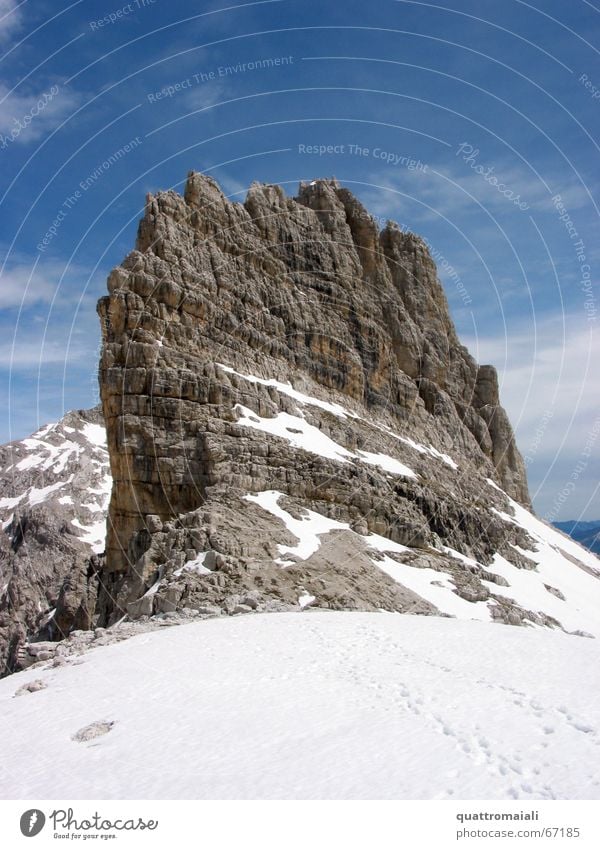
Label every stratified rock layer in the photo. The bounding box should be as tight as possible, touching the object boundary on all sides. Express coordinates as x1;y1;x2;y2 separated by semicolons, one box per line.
97;174;532;621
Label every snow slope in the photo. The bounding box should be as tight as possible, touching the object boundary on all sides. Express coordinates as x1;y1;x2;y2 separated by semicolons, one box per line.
226;360;452;476
1;612;598;800
218;364;600;638
0;411;111;553
235;404;418;478
245;486;600;637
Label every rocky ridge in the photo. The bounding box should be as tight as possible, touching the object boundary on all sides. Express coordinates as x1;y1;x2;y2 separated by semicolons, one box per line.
0;408;110;673
553;521;600;556
2;174;599;674
94;173;600;635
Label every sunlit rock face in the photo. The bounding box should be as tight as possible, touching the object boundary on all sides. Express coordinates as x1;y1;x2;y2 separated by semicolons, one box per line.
94;172;544;626
2;176;598;678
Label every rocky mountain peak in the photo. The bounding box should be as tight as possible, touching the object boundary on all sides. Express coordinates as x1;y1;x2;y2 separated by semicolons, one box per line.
4;173;598;676
96;173;544;621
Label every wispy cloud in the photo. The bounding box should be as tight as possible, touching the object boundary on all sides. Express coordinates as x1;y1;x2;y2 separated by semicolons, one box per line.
464;313;598;519
0;0;21;41
359;158;595;227
0;82;80;147
181;77;231;112
463;313;597;458
0;255;104;376
0;336;84;368
0;300;101;370
0;257;101;309
0;260;56;308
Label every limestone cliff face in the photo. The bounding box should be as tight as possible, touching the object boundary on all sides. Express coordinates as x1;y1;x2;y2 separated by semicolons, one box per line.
97;174;531;622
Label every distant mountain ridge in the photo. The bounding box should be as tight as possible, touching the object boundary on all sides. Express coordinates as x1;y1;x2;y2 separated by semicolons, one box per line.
0;408;110;674
553;521;600;555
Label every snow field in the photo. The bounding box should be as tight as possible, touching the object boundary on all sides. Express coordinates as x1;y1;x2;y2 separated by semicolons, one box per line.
487;484;600;638
0;612;598;800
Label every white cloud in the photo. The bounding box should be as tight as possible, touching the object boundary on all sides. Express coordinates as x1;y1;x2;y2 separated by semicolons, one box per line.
0;337;80;368
358;159;595;229
0;261;57;308
463;313;599;518
0;256;104;371
464;314;596;446
0;82;80;146
212;171;250;200
0;256;106;309
0;0;20;41
0;305;100;370
181;78;230;112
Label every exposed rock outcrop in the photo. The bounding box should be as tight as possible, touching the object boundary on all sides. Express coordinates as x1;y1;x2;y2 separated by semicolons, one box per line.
0;409;110;674
2;175;599;674
96;174;534;622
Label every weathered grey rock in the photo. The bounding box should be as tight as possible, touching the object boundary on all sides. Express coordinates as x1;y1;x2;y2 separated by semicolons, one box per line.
231;604;254;615
6;174;588;675
14;679;47;697
0;408;110;676
72;719;115;743
94;173;539;626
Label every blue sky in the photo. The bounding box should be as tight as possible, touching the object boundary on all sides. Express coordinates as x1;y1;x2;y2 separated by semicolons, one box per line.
0;0;598;521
